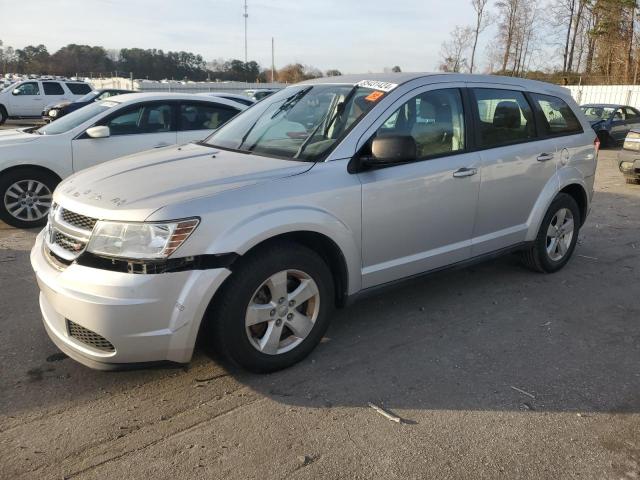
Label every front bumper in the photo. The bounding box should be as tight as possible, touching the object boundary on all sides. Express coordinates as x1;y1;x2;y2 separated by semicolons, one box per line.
30;230;231;369
618;150;640;179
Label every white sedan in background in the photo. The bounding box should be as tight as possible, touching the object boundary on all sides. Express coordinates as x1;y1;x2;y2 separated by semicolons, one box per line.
0;92;246;228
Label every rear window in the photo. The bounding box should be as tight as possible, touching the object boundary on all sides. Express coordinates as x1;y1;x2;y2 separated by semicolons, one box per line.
66;83;92;95
532;94;583;136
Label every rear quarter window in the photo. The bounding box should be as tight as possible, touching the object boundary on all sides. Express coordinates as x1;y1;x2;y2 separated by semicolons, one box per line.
66;83;92;95
531;93;583;136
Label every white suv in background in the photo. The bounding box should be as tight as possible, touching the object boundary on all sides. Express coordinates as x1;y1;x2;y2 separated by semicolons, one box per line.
0;79;92;124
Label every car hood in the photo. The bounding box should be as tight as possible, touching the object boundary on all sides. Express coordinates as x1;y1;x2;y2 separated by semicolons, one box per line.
0;129;40;146
55;142;313;221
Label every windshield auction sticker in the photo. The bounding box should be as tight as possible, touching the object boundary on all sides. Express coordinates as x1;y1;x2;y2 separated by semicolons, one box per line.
356;80;398;92
365;91;385;102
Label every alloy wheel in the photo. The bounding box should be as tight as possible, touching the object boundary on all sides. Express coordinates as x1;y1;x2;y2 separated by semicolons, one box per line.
546;207;574;261
3;179;53;223
245;269;320;355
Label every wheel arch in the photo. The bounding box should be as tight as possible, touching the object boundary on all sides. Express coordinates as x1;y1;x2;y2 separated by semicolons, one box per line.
0;164;63;184
559;183;588;226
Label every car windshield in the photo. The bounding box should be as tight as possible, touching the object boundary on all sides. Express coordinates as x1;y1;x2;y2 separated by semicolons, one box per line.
37;101;118;135
76;91;99;103
204;84;381;161
581;106;616;121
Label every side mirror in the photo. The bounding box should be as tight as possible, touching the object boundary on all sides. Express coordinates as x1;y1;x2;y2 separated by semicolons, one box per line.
86;126;110;139
369;135;417;165
12;88;20;96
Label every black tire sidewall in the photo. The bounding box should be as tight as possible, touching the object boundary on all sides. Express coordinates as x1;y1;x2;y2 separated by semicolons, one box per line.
213;243;334;373
0;106;6;125
0;169;58;228
535;194;580;272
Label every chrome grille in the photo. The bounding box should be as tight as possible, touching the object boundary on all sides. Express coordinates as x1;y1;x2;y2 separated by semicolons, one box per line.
61;209;97;231
44;205;97;265
66;319;115;352
53;230;86;254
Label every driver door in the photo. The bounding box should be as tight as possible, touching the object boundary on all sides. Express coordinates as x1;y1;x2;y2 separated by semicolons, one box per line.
358;86;480;288
71;101;177;172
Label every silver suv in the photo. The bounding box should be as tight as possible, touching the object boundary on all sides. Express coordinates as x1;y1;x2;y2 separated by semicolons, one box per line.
31;73;597;372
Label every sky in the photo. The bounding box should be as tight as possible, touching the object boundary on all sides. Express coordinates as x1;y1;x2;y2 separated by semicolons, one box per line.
0;0;494;73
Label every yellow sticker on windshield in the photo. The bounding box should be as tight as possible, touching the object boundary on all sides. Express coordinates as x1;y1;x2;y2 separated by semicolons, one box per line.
365;91;385;102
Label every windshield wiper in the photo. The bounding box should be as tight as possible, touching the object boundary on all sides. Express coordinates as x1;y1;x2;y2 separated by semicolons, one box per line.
270;86;312;119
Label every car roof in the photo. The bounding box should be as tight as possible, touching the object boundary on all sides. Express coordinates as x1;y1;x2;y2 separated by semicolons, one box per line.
581;103;627;108
299;72;571;96
104;91;247;110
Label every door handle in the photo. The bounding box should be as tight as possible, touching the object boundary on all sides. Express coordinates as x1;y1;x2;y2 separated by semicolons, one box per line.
452;167;478;178
537;153;555;162
154;143;171;148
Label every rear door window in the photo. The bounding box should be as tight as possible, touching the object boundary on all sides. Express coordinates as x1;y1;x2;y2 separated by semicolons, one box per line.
532;93;583;135
43;82;64;95
472;88;536;148
179;102;238;131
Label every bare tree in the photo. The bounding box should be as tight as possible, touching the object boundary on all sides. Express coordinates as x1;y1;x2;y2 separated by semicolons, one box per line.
439;26;474;72
496;0;520;72
470;0;490;73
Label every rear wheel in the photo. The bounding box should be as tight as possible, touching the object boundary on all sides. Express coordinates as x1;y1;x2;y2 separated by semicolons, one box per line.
597;131;611;148
521;193;580;273
0;169;58;228
209;242;334;373
625;178;640;185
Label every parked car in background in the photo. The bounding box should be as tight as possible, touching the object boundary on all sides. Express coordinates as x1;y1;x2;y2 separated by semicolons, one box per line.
197;92;255;107
618;130;640;184
580;103;640;147
0;92;246;228
42;89;135;122
244;88;278;101
30;73;597;373
0;79;92;124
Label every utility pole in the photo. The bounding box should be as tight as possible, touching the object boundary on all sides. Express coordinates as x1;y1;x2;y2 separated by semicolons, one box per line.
243;0;248;64
271;37;275;83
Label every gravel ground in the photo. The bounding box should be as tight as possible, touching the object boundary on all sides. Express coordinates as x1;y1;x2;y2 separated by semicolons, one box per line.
0;148;639;480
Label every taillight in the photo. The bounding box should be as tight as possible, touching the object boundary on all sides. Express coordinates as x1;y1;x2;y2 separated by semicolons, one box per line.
594;136;600;154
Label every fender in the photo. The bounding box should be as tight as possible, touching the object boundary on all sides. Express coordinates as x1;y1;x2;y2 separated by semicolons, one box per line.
525;166;590;241
207;205;362;295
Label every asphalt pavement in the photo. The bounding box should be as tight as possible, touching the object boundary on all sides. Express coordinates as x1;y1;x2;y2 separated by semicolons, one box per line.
0;146;639;479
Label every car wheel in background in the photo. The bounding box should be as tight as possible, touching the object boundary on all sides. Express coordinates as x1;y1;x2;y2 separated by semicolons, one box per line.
0;168;59;228
0;106;7;125
625;178;640;185
597;131;611;148
521;193;580;273
208;241;334;373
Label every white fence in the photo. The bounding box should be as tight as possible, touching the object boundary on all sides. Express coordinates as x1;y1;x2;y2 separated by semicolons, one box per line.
88;77;285;94
567;85;640;108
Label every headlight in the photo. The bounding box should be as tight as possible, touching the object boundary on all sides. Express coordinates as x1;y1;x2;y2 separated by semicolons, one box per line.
86;218;199;259
48;110;58;117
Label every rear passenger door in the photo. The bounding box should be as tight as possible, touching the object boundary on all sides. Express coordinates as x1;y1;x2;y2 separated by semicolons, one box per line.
470;87;557;256
71;101;177;171
359;86;481;288
43;81;69;106
176;101;239;144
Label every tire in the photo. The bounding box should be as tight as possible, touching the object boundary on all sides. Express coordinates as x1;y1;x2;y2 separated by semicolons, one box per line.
625;178;640;185
0;168;58;228
0;106;7;126
209;241;334;373
521;193;580;273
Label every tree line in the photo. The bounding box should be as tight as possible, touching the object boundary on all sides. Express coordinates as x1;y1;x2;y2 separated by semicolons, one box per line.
440;0;640;84
0;40;346;83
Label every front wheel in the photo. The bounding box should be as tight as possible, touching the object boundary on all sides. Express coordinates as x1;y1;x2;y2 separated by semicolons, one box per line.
521;193;580;273
0;106;7;125
0;168;58;228
209;241;334;373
